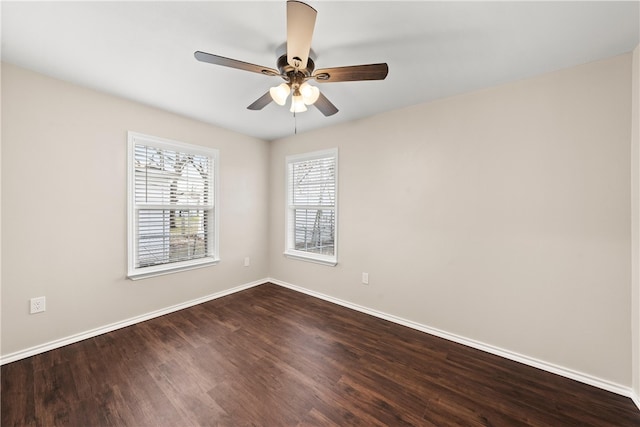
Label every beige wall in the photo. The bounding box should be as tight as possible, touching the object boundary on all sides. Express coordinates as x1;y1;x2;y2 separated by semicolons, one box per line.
270;54;633;386
632;44;640;402
1;63;270;356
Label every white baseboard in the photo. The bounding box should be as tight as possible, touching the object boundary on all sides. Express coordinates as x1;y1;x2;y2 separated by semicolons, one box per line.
633;390;640;411
0;278;267;366
268;278;636;401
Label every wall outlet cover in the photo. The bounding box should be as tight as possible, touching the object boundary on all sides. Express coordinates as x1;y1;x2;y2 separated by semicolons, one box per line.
30;296;46;314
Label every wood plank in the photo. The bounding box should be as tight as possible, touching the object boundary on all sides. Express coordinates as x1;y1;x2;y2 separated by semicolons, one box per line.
2;283;639;426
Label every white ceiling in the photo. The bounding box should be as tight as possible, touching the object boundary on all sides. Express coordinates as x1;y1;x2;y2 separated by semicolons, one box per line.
2;1;639;141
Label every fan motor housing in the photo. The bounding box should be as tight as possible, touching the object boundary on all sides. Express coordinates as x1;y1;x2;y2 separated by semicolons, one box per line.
277;54;314;77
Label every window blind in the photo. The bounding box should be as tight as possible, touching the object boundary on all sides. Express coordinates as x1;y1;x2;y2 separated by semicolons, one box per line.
128;133;218;278
286;149;338;264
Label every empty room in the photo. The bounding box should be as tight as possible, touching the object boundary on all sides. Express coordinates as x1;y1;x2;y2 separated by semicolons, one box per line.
2;1;640;425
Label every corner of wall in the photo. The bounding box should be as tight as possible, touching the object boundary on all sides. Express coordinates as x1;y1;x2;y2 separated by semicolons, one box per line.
0;62;4;360
632;43;640;408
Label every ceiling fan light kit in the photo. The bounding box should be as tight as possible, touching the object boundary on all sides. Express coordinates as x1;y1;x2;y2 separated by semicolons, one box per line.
270;83;291;106
299;82;320;105
290;94;307;113
194;0;388;118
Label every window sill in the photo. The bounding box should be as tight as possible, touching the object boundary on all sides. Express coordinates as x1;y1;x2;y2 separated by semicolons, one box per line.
284;251;337;267
128;258;220;280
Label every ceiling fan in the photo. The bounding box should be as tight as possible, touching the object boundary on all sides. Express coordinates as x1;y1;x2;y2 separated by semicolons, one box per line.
194;0;389;116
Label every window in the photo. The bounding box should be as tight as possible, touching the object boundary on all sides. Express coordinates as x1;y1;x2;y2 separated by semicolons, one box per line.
127;132;219;279
285;149;338;266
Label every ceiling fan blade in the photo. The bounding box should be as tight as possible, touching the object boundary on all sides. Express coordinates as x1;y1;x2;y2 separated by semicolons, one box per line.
314;92;338;116
195;51;279;76
312;63;389;83
287;1;317;69
247;92;273;110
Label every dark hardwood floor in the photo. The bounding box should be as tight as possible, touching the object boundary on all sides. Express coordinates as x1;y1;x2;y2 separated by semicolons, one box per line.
2;283;639;426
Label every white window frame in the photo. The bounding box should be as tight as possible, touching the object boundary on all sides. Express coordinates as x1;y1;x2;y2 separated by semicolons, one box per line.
127;132;219;280
284;148;338;266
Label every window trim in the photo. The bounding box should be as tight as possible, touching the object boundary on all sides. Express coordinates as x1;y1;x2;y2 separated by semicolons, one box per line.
284;148;338;266
127;132;220;280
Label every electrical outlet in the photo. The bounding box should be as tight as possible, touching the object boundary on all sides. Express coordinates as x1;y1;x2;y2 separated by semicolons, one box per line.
362;272;369;285
30;296;46;314
244;257;250;267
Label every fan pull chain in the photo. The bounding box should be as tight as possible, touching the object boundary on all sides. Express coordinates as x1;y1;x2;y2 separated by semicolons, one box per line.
294;111;298;135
